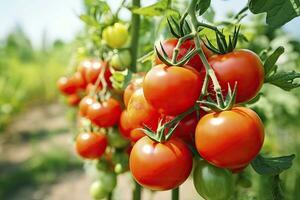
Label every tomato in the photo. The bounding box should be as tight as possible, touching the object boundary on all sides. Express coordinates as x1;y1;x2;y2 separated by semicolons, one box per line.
143;64;202;115
57;76;77;95
155;38;212;71
85;60;112;88
85;83;103;95
90;172;116;199
195;107;264;171
87;98;122;127
193;160;234;200
126;88;160;141
123;76;144;107
67;93;81;106
79;96;95;116
76;132;107;159
73;71;86;90
78;60;93;81
102;23;129;48
129;136;193;190
107;127;129;148
110;50;131;70
119;110;132;138
204;49;264;103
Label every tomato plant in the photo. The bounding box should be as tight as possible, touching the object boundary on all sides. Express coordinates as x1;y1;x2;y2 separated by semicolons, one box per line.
129;136;193;190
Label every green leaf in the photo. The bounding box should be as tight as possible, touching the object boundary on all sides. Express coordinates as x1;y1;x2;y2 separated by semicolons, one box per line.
79;15;100;28
251;154;295;175
132;0;170;16
263;46;284;77
248;0;300;27
266;71;300;91
196;0;211;15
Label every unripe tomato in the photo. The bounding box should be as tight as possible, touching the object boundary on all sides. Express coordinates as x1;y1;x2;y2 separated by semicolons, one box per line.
193;160;234;200
205;49;264;103
98;171;117;192
90;180;109;200
67;93;81;106
155;38;212;71
130;136;193;190
79;96;95;117
76;132;107;159
143;64;202;115
102;23;128;48
85;60;112;88
57;76;77;95
195;107;265;171
110;50;131;70
87;98;122;127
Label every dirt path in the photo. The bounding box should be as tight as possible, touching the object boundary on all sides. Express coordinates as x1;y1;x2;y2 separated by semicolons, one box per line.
0;103;201;200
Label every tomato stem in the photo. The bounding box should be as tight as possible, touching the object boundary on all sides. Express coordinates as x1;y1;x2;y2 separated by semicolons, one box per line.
130;0;141;72
133;180;142;200
172;187;179;200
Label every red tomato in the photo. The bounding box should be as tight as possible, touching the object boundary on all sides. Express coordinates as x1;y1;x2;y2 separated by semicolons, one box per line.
204;50;264;103
155;38;212;71
76;132;107;159
79;96;95;116
119;110;132;138
85;60;112;88
129;136;193;190
78;60;93;81
126;88;160;141
143;64;202;115
195;107;264;171
73;71;87;90
67;93;81;106
87;98;122;127
57;76;77;95
123;77;143;107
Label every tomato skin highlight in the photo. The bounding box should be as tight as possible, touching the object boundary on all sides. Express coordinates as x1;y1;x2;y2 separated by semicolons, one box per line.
85;60;112;88
206;49;264;103
76;132;107;159
155;38;212;71
195;107;265;170
193;160;234;200
129;136;193;190
57;76;77;95
87;98;122;127
79;96;95;117
143;64;202;115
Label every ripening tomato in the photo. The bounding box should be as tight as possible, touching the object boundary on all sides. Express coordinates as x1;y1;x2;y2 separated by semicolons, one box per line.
143;64;202;115
110;50;131;70
76;132;107;159
85;60;112;88
119;110;132;138
57;76;77;95
129;136;193;190
123;77;143;107
79;96;95;116
155;38;212;71
204;49;264;103
90;172;116;199
78;60;93;81
193;160;234;200
102;23;129;48
195;107;264;171
87;98;122;127
73;71;87;90
126;88;160;140
67;93;81;106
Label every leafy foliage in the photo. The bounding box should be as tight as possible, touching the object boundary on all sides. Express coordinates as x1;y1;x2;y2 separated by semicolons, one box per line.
249;0;300;27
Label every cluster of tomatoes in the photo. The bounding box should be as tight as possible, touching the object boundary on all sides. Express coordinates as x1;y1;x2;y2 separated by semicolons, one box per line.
58;27;266;199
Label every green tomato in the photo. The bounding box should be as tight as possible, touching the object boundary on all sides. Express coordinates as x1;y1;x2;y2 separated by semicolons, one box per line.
102;23;128;48
112;152;129;173
98;171;117;192
90;180;109;200
110;50;131;70
193;160;234;200
108;128;129;148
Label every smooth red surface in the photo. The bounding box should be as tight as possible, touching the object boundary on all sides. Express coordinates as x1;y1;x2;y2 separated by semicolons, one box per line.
143;64;202;115
87;98;122;127
76;132;107;159
130;136;193;190
85;60;112;88
204;50;264;103
79;96;95;117
67;93;81;106
154;38;212;71
123;77;143;107
57;76;77;95
195;107;265;170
